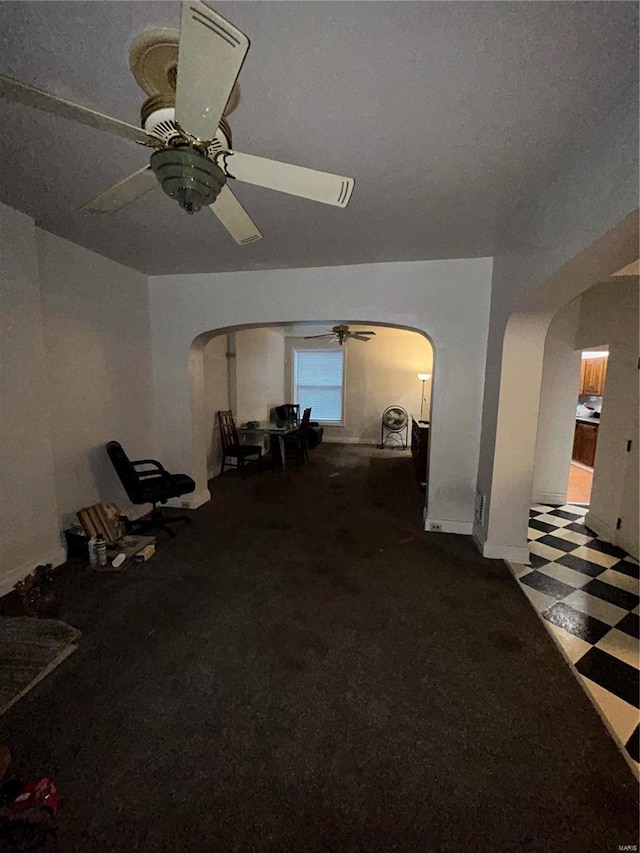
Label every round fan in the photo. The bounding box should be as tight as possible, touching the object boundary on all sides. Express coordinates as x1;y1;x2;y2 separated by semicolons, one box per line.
380;406;408;448
382;407;408;430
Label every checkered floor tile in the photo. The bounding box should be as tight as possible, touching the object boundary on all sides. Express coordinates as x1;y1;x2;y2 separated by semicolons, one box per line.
510;504;639;777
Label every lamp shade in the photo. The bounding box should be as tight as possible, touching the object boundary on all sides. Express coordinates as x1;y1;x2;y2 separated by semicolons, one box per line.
417;373;432;381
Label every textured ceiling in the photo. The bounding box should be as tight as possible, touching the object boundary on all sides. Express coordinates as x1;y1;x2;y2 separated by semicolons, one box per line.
0;1;637;274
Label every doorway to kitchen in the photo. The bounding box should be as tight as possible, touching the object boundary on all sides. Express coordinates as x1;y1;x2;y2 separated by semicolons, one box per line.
567;346;608;506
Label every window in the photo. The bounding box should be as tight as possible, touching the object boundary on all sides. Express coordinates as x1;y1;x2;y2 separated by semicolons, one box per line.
293;348;345;424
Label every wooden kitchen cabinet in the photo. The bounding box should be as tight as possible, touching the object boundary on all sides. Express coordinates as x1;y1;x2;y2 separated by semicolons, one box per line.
579;356;608;396
572;421;599;468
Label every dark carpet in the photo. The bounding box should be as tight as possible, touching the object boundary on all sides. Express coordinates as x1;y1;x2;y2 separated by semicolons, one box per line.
1;445;637;852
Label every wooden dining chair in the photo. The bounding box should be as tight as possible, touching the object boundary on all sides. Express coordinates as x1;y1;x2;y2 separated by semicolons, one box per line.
283;407;312;467
275;404;300;426
217;410;263;479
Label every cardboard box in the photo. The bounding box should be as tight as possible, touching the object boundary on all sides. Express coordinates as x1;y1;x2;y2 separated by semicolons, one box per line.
133;543;156;563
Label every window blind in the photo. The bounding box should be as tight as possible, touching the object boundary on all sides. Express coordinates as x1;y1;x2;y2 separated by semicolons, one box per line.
293;349;344;423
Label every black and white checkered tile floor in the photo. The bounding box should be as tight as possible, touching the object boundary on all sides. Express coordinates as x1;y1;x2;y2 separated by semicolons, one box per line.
509;504;639;776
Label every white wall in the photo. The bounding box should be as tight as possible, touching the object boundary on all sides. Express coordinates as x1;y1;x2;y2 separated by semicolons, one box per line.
532;300;581;505
149;258;493;534
474;85;639;561
0;203;63;590
235;327;285;423
0;202;155;593
577;277;639;558
202;333;229;479
285;326;433;444
36;230;153;530
528;274;639;557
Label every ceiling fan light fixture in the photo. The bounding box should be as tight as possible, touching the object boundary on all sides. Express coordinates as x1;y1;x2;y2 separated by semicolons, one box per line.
150;147;226;214
0;0;354;243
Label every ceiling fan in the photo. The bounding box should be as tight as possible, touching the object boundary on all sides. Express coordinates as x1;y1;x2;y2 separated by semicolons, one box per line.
304;324;377;346
0;1;355;246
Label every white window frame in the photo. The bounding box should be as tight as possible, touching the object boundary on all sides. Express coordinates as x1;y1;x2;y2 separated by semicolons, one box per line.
290;343;347;427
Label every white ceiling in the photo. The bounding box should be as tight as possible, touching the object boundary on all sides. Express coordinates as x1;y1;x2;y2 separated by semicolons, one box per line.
0;1;637;275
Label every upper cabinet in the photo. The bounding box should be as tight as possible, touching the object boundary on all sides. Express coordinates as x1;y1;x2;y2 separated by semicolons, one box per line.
579;356;608;396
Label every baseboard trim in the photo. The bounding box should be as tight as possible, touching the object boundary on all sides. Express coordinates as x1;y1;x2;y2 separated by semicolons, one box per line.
0;545;67;599
532;491;567;505
480;541;531;563
424;518;474;536
472;528;485;556
473;524;530;563
583;510;615;544
583;511;639;560
322;437;381;446
167;489;210;510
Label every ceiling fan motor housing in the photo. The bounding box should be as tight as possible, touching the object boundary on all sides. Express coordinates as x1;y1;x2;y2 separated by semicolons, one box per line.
150;148;226;214
142;103;231;153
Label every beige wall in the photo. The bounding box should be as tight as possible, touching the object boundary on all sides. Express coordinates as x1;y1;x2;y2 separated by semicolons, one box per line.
202;333;230;479
235;327;285;423
577;276;639;557
285;326;433;444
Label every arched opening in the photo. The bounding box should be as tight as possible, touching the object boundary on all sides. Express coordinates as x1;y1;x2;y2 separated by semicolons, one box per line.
479;210;638;562
491;234;639;776
188;321;435;510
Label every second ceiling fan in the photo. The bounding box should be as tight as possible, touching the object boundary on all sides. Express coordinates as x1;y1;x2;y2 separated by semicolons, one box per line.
0;1;355;245
304;325;376;346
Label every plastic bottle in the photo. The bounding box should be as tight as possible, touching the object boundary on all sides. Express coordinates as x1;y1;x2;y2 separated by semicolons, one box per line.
88;537;98;567
96;535;107;567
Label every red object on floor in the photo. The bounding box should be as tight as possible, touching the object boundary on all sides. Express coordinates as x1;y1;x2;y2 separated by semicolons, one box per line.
7;778;59;814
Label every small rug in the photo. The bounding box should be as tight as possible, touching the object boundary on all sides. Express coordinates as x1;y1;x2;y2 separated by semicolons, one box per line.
0;618;81;714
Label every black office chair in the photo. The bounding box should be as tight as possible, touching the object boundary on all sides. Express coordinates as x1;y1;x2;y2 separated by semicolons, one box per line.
106;441;195;538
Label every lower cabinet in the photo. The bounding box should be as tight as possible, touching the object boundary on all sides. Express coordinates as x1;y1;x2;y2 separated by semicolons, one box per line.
572;421;598;468
411;418;430;487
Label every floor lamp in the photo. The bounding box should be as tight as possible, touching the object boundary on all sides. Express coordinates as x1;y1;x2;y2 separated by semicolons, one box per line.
417;373;432;421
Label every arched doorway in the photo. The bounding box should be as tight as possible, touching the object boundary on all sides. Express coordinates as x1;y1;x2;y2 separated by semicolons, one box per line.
189;320;436;503
478;210;639;562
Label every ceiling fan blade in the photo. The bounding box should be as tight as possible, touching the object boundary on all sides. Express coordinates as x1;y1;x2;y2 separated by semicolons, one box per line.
81;167;158;213
210;185;262;245
218;150;355;208
0;74;152;145
303;334;333;339
175;1;249;141
350;334;374;342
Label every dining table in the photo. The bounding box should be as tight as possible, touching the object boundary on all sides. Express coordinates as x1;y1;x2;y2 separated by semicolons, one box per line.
236;421;298;470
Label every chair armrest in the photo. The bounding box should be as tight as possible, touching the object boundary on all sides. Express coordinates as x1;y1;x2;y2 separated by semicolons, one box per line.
132;459;172;484
137;470;169;481
132;458;167;473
